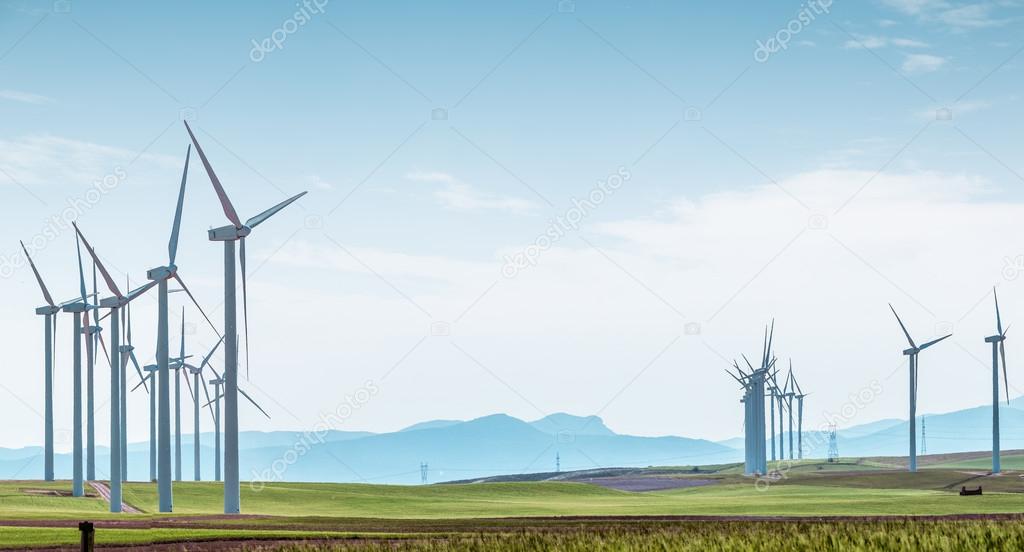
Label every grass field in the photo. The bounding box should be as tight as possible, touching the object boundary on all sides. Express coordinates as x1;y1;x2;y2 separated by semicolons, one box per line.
1;455;1023;549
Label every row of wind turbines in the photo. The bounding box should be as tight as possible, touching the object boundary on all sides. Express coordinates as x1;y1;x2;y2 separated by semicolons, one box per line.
890;289;1010;474
21;121;305;513
726;321;808;476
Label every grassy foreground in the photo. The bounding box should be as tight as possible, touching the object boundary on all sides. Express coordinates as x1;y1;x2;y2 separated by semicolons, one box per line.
263;521;1024;551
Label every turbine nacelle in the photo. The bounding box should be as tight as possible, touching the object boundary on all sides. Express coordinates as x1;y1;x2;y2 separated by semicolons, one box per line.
146;264;178;281
902;347;919;356
985;334;1006;344
143;364;158;373
208;224;251;241
35;305;60;315
61;301;90;314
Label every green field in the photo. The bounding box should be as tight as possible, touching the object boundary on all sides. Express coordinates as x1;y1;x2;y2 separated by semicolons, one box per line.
2;457;1024;549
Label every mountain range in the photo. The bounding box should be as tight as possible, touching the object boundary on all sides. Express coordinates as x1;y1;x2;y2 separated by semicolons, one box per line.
2;397;1023;484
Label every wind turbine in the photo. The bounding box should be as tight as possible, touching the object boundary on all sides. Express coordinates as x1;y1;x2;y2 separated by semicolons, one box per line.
985;288;1010;474
145;144;219;512
72;223;156;512
174;314;183;482
133;364;158;482
784;364;795;461
119;276;147;482
20;241;59;481
204;343;271;482
60;235;96;497
184;336;223;481
791;373;808;460
207;376;224;482
185;120;306;513
890;304;951;472
85;261;102;482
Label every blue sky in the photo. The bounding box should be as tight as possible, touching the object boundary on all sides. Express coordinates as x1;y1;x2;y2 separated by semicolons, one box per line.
1;0;1023;453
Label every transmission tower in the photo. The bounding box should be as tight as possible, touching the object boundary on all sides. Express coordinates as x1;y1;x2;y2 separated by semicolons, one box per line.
556;452;560;473
921;416;927;455
420;462;428;484
827;424;839;463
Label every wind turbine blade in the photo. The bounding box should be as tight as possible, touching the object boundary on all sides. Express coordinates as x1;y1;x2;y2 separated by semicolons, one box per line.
179;307;186;361
1000;340;1009;405
201;379;216;424
742;354;755;371
96;329;111;366
994;287;1003;336
889;304;917;349
126;280;159;302
20;241;55;306
765;319;775;367
183;371;195;403
126;287;133;345
168;144;191;266
238;387;271;419
128;351;147;393
200;335;225;371
131;375;150;393
172;273;221;338
72;223;123;299
919;334;952;350
183;121;242;228
244;191;308;229
240;237;250;379
204;393;224;408
76;234;88;305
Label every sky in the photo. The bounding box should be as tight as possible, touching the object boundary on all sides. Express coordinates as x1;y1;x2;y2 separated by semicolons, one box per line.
0;0;1023;452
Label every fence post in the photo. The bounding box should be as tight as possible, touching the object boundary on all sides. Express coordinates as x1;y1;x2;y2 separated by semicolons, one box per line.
79;521;94;552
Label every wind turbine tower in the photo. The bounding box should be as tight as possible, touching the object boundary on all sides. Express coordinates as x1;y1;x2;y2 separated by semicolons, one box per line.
21;242;58;481
985;288;1010;474
186;121;306;513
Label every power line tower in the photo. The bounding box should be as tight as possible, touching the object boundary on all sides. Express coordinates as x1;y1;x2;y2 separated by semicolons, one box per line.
555;452;560;473
827;424;839;463
921;416;927;455
420;462;428;485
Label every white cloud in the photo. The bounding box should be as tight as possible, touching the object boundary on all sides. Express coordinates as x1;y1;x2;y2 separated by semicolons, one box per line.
405;171;537;214
881;0;1012;30
902;53;947;73
0;89;53;104
260;167;1023;440
0;134;177;188
843;35;928;49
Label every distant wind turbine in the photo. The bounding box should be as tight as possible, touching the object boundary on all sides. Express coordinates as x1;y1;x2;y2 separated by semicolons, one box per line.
985;288;1010;474
890;304;951;472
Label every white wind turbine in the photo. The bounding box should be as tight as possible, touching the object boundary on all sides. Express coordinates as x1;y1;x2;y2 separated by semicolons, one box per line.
145;145;219;511
183;336;223;481
20;241;59;481
73;223;157;512
185;120;305;513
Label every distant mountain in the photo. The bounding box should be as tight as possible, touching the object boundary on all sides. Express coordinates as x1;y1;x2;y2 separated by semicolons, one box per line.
4;413;734;485
9;397;1024;485
529;413;615;436
399;420;462;432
